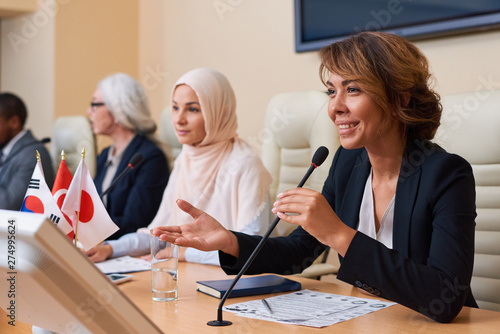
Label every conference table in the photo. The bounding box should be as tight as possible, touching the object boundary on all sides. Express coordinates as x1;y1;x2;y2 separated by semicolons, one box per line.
2;262;499;333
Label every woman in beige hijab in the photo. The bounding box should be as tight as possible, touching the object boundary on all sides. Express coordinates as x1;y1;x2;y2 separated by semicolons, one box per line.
87;68;273;264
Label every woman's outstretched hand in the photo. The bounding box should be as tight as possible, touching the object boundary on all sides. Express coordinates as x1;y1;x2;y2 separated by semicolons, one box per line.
151;199;240;258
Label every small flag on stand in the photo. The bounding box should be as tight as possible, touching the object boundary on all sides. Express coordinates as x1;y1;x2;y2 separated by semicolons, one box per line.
20;151;74;236
52;151;75;239
61;148;119;251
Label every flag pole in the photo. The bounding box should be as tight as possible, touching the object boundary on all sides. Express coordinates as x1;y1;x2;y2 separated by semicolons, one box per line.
36;150;45;176
74;148;85;247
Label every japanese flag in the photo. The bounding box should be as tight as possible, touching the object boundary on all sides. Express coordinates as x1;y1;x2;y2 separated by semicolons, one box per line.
61;159;119;250
20;160;74;236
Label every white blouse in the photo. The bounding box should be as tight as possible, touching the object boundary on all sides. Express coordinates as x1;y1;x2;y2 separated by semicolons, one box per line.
357;169;395;249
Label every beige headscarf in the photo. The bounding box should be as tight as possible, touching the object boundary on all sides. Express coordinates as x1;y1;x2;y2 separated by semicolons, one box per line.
146;68;271;232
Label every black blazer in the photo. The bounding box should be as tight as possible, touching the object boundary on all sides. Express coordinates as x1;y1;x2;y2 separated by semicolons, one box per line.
221;140;477;323
94;135;169;239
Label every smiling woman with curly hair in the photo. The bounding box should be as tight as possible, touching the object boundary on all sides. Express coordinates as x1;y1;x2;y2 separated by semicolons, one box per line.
153;32;477;323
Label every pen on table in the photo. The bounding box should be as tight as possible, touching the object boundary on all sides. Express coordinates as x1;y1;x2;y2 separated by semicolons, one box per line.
261;298;273;314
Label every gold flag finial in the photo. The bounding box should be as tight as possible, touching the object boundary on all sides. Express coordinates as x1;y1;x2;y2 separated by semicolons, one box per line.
61;150;66;161
36;150;41;162
81;147;86;160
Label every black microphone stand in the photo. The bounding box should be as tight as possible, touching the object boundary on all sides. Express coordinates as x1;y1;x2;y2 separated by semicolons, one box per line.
100;153;143;199
208;146;328;326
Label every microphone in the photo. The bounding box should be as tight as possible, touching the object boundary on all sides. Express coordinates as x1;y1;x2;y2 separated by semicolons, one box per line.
100;153;144;199
207;146;329;327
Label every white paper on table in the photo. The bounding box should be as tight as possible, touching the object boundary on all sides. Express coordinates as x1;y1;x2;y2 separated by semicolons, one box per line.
223;289;396;328
94;255;151;274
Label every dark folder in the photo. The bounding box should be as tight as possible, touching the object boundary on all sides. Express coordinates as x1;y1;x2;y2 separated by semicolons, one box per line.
196;274;301;299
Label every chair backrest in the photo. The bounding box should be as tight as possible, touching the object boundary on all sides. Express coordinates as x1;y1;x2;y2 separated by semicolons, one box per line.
51;116;97;177
261;91;340;236
158;107;182;171
434;90;500;311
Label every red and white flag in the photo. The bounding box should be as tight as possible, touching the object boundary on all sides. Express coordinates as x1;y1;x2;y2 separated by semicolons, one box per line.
20;160;74;236
52;157;75;239
61;159;119;250
52;157;73;206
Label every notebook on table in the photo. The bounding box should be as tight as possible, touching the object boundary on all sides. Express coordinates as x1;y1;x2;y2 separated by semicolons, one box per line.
196;274;301;299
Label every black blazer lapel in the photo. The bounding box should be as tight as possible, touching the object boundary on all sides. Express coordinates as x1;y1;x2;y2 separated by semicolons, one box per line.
339;150;371;230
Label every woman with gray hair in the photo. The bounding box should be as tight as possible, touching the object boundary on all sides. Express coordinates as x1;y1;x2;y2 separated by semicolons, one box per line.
88;73;169;239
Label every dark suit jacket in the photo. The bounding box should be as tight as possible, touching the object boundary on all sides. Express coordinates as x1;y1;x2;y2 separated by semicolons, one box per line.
0;130;54;210
94;135;169;239
220;140;477;323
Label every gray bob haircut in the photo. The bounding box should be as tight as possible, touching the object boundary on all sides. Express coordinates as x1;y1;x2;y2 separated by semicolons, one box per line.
97;73;156;135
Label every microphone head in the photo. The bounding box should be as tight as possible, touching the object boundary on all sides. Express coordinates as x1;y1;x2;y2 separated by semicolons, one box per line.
129;153;144;168
40;137;51;144
311;146;329;167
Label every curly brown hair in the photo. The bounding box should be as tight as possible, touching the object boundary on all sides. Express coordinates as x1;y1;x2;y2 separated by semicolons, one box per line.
319;31;441;141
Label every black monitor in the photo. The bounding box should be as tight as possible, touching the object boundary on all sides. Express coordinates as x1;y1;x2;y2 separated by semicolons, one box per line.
295;0;500;52
0;210;163;334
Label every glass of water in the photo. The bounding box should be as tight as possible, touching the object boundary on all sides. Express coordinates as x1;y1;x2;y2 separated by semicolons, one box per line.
150;231;178;301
